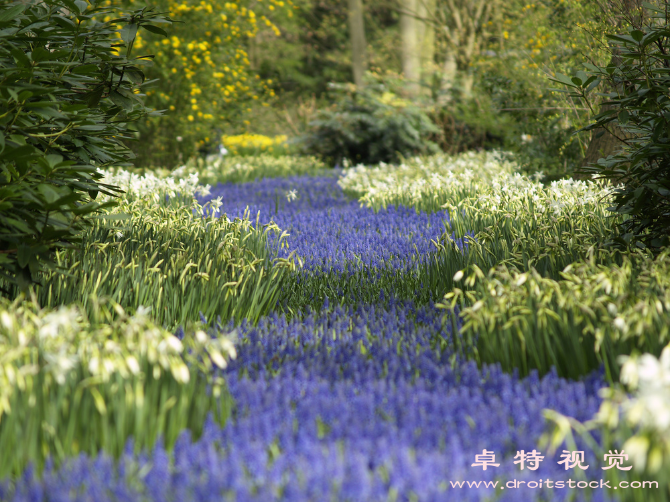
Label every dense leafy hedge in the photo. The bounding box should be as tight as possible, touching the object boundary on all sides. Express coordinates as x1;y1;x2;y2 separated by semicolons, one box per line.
555;2;670;250
0;0;165;291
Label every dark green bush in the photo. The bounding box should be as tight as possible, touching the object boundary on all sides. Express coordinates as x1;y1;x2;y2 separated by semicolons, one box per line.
554;2;670;250
301;82;440;165
429;91;510;156
0;0;167;291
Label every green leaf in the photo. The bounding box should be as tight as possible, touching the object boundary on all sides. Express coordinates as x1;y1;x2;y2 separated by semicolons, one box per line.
0;144;37;162
119;22;138;46
618;110;630;124
109;90;134;110
31;47;51;62
84;86;105;108
37;184;64;204
0;4;26;24
10;47;30;68
630;30;644;42
17;244;32;269
585;77;601;93
46;154;64;168
72;64;100;75
74;0;88;14
123;69;145;84
141;24;168;37
606;34;637;44
549;73;579;88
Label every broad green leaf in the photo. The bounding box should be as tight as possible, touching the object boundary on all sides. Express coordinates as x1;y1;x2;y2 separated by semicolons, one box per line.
141;24;168;37
119;22;139;46
0;4;26;24
31;47;51;62
123;69;145;84
37;183;64;204
630;30;644;42
84;86;105;108
109;90;134;110
549;73;579;88
74;0;88;14
72;64;100;75
17;244;32;268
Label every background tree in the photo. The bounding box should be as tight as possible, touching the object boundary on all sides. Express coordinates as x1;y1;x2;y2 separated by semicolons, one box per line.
348;0;368;87
418;0;437;87
400;0;420;95
433;0;503;98
120;0;292;168
553;0;670;249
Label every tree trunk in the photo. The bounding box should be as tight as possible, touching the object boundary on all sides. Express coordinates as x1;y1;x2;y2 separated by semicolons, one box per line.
440;51;457;103
348;0;367;88
417;0;436;80
400;0;420;95
582;107;626;168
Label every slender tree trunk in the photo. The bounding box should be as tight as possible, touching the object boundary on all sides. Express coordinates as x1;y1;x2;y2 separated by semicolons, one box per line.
417;0;436;77
582;108;626;168
416;0;436;98
440;51;457;102
348;0;368;88
400;0;420;95
461;73;474;98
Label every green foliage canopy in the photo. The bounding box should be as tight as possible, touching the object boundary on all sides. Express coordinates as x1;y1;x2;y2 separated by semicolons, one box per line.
0;0;166;291
553;1;670;250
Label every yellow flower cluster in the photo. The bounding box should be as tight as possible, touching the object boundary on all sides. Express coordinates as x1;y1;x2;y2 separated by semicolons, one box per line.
221;134;289;155
119;0;291;155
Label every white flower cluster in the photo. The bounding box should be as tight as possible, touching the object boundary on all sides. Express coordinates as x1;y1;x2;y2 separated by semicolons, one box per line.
98;168;211;202
338;151;517;207
620;347;670;434
0;300;237;418
476;173;613;216
338;150;612;217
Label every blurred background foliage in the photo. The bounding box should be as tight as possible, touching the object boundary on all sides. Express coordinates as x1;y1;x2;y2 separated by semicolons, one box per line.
115;0;614;179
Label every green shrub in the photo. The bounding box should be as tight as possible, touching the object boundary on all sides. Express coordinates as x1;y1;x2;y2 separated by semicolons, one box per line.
301;82;440;165
0;295;236;477
429;93;511;156
553;2;670;250
0;0;165;291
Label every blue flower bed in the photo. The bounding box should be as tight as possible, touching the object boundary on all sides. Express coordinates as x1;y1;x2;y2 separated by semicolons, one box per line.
2;176;608;501
200;175;468;273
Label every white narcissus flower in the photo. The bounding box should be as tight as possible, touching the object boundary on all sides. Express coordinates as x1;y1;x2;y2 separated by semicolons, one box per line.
613;316;628;333
165;336;184;353
126;356;140;375
195;330;208;344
